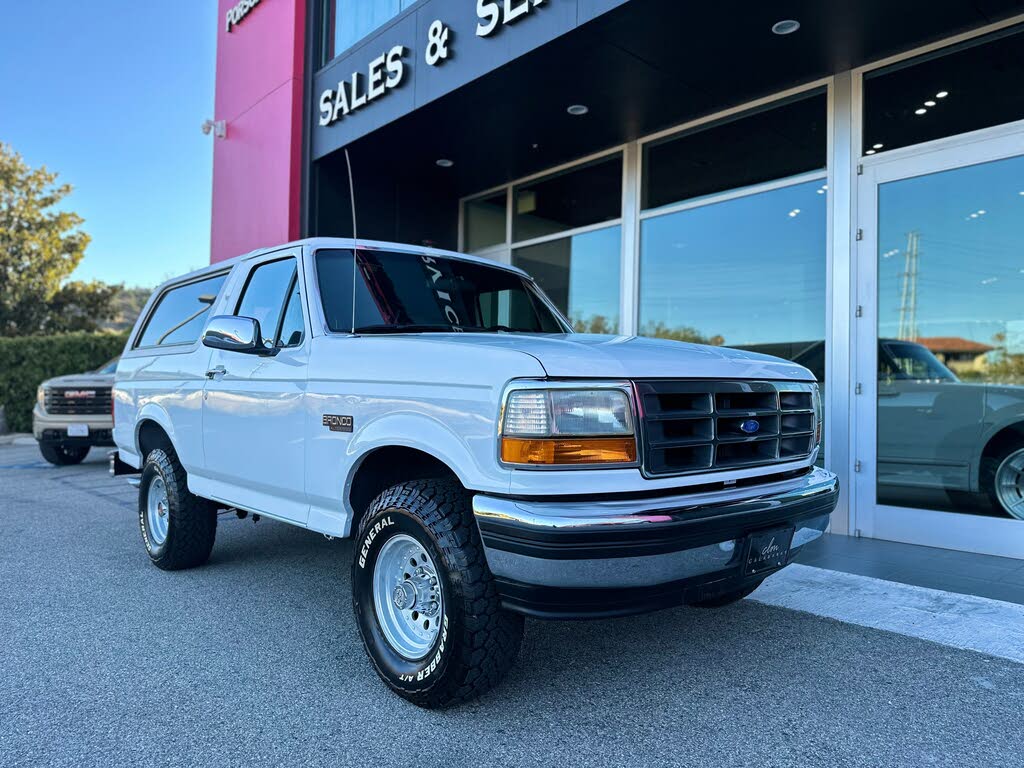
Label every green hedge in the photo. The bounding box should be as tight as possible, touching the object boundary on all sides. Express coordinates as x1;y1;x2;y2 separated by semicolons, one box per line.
0;332;129;433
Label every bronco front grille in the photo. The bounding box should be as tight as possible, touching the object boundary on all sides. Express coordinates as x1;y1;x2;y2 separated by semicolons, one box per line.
44;387;112;416
635;380;817;477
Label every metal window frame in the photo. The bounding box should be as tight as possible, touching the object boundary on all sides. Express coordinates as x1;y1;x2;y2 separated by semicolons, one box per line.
847;14;1024;551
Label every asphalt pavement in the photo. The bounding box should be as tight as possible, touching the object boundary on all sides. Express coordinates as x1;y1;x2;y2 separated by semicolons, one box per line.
1;441;1022;768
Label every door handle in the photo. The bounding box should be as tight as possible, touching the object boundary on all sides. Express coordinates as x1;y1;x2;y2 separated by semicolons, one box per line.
205;366;226;379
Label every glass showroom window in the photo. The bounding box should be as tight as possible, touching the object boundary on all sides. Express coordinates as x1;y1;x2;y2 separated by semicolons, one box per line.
513;225;622;333
638;93;827;380
512;155;623;241
324;0;417;62
639;180;826;359
862;26;1024;156
464;152;624;333
463;192;507;254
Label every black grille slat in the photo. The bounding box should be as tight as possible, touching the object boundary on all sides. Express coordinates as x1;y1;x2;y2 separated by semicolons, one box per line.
636;380;817;477
44;387;112;416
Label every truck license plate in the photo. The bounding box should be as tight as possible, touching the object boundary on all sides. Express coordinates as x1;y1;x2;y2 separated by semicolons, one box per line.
744;527;794;575
67;424;89;438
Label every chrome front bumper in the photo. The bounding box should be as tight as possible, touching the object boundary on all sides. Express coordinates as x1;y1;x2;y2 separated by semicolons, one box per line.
472;466;839;618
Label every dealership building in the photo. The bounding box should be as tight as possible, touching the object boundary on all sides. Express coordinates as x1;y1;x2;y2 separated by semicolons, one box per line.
211;0;1024;560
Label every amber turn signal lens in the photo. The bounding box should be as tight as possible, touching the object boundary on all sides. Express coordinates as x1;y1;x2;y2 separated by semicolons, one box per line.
500;437;637;465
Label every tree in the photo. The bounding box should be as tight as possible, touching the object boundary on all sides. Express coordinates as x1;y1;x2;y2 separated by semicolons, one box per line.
103;286;154;332
0;143;117;336
640;320;724;346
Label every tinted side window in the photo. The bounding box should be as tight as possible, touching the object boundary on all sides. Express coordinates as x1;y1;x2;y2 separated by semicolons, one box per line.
236;259;297;347
136;273;228;348
277;277;305;348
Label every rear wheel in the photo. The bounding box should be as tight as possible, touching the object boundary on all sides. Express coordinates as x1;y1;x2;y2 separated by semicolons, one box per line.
986;445;1024;520
39;441;89;466
352;478;523;708
139;448;217;570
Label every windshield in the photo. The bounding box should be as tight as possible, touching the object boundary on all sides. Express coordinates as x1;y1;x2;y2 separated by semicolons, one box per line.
879;341;958;382
315;249;569;334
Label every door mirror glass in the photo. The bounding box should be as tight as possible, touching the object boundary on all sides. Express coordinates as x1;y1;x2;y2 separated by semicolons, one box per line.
202;315;264;353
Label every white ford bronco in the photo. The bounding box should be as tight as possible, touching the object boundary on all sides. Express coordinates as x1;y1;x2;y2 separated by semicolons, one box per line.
112;238;838;707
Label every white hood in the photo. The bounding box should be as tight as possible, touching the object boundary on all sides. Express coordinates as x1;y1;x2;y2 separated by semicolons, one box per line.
408;333;815;381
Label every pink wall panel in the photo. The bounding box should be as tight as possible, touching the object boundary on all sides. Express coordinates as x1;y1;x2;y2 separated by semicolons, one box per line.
211;0;305;263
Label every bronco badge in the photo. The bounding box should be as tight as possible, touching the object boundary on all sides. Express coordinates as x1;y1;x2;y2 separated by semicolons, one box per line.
322;414;354;433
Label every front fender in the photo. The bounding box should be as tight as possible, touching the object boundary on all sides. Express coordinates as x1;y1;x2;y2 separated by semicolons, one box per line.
344;411;504;498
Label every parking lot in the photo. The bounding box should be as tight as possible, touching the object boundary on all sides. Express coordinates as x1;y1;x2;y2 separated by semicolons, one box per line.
2;440;1023;768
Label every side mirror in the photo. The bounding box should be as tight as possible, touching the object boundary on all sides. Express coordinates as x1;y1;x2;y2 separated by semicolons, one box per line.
202;315;271;354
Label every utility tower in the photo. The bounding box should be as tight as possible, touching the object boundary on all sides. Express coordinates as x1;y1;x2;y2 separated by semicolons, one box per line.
897;230;920;341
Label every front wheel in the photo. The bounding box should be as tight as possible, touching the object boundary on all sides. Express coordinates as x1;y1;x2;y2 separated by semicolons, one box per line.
352;478;523;708
986;445;1024;520
39;441;89;466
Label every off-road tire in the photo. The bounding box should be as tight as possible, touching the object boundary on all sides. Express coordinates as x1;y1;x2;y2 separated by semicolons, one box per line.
139;448;217;570
689;578;764;608
39;441;89;466
352;478;524;708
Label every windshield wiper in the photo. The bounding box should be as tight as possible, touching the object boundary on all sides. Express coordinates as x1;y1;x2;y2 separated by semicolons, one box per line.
353;323;461;334
352;323;533;334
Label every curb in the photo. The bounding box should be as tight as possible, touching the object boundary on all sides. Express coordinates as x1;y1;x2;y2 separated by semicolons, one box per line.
0;433;35;446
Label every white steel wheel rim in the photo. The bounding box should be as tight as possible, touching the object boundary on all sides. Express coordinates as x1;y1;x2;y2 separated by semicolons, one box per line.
146;476;170;545
372;533;443;661
995;448;1024;520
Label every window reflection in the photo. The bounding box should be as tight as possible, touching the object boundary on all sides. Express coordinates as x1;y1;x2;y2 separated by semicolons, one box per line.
863;27;1024;155
464;192;507;253
876;154;1024;521
643;93;826;211
639;179;826;363
513;226;622;333
513;156;622;242
329;0;416;59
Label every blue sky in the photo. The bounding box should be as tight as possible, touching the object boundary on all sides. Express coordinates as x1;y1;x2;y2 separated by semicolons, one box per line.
0;2;217;288
878;154;1024;352
639;179;828;347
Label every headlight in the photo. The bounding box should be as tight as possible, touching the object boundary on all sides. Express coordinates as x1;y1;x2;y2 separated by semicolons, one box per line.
37;386;46;409
500;386;637;466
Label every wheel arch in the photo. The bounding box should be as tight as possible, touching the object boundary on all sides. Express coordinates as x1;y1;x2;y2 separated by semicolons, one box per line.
135;414;176;460
346;445;465;536
981;422;1024;463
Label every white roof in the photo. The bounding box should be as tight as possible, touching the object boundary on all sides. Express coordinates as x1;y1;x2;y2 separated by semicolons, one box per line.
155;238;528;293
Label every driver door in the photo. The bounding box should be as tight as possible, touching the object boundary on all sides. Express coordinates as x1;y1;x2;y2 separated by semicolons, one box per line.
200;253;310;522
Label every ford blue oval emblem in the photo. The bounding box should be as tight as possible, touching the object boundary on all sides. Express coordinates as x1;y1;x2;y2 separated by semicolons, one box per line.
740;419;760;434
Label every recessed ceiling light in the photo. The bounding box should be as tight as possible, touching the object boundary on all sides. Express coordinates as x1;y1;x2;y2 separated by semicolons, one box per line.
567;104;589;116
872;143;884;149
435;158;453;168
915;108;928;115
771;19;800;35
936;91;949;98
978;209;987;215
970;213;979;218
924;100;936;107
866;149;877;155
817;189;825;194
